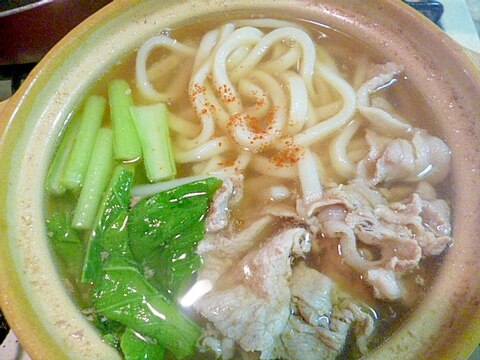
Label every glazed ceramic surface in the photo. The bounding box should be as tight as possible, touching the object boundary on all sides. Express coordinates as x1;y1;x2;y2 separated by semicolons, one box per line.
0;1;480;359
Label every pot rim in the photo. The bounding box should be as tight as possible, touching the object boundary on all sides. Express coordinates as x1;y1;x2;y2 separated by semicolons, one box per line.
1;1;480;359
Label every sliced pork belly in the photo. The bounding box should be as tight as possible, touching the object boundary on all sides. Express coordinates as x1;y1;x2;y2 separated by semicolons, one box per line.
206;174;244;233
276;262;374;360
194;228;311;359
293;180;452;300
357;129;451;185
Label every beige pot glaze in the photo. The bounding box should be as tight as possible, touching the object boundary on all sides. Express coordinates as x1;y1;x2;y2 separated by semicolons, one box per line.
0;1;480;359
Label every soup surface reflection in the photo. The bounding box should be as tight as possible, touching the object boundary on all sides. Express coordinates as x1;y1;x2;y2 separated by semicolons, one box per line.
45;17;452;360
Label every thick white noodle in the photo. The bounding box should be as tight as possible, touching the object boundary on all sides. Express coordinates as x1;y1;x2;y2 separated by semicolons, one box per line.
259;46;301;73
229;27;317;99
167;111;200;138
227;45;252;70
352;54;369;90
174;136;232;163
136;35;196;102
313;71;335;106
202;155;228;174
204;84;230;131
228;71;287;152
211;150;253;175
166;59;193;103
237;79;270;118
251;155;298;179
181;24;237;149
347;148;367;163
294;63;357;146
271;42;288;59
305;99;318;128
329;119;362;179
281;71;308;135
315;100;342;121
187;62;217;148
298;147;323;205
194;23;235;72
245;175;286;190
213;27;264;114
192;28;220;73
191;156;221;175
147;53;181;81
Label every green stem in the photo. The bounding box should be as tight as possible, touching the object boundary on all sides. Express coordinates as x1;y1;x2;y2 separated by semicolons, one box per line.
61;95;107;192
72;128;114;230
45;113;80;195
108;79;142;162
130;103;176;182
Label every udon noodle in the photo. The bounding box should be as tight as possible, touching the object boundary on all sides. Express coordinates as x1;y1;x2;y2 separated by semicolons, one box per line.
46;17;452;360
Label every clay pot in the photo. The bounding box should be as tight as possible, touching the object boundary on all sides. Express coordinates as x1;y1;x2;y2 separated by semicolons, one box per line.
0;1;479;359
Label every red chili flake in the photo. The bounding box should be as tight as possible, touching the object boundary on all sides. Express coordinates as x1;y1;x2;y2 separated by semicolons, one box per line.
217;84;237;104
191;82;206;97
270;138;302;168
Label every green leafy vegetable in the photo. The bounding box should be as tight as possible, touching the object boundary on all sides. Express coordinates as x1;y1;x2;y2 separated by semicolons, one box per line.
92;316;125;350
93;258;200;359
128;177;222;295
120;328;165;360
81;166;134;282
46;212;83;279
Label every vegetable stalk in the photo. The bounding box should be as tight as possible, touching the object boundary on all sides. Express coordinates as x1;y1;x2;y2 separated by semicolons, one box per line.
130;103;176;182
46;113;80;195
108;79;142;162
72;128;114;230
61;95;107;192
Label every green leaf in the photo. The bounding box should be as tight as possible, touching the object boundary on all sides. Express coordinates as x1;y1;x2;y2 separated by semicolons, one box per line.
91;316;125;350
121;328;165;360
128;177;222;296
93;258;200;359
81;166;134;283
46;212;83;279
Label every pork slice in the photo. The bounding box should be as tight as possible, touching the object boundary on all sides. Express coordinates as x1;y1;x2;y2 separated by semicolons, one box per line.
327;300;375;354
196;215;274;284
195;228;310;359
356;129;451;186
375;193;452;256
276;263;374;360
206;174;244;233
290;262;334;327
296;179;386;236
279;316;339;360
346;208;422;272
421;198;451;237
